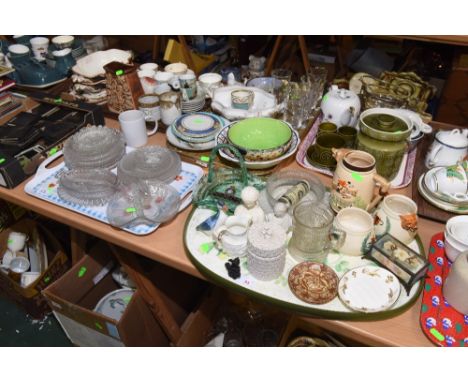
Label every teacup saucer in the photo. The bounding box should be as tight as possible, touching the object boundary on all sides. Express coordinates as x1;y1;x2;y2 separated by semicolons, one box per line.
306;145;336;171
418;175;468;214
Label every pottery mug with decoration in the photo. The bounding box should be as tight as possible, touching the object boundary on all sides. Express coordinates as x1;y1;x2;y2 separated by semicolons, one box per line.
330;148;390;213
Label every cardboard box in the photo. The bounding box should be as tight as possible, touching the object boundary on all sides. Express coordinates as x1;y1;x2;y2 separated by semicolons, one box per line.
0;219;68;318
43;242;207;346
0;200;26;233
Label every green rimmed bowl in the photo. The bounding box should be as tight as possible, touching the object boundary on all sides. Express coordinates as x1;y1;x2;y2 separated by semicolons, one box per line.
227;117;293;161
359;108;412;142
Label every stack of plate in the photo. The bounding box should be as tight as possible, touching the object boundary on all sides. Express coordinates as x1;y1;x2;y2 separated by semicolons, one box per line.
181;91;205;113
117;146;181;184
57;169;119;206
64;126;125;170
167;112;228;151
418;169;468;214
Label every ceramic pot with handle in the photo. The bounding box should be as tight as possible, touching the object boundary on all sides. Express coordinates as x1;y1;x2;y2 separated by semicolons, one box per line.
425;129;468;168
320;85;361;127
330;148;390;212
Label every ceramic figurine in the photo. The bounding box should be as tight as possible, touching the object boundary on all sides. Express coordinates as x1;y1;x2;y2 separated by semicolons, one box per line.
234;186;265;224
248;55;266;79
266;202;293;232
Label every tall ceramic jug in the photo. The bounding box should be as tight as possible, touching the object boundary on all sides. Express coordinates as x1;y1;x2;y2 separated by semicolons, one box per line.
330;148;390;212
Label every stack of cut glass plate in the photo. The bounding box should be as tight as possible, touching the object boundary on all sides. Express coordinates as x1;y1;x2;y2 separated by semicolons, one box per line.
166;112;227;151
64;125;125;170
57;169;119;206
117;146;181;185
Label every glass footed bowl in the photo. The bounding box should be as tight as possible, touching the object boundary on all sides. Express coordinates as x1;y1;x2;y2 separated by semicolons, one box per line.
57;169;119;206
106;180;181;228
117;146;181;184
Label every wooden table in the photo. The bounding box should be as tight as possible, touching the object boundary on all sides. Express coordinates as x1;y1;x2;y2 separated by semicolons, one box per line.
0;117;443;346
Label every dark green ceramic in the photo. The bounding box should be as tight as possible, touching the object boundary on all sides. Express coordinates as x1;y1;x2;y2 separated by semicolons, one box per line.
318;122;337;135
359;112;411;142
307;132;345;169
356;132;407;181
338;125;357;148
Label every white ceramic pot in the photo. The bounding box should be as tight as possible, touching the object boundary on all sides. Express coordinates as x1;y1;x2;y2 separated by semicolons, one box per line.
333;207;375;256
320;85;361;127
425;129;468;168
374;194;418;245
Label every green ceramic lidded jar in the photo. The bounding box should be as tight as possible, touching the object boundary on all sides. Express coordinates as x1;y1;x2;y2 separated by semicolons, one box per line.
357;108;411;181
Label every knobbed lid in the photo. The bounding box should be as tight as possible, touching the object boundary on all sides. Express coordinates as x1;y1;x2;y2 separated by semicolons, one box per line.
362;113;407;133
247;221;286;258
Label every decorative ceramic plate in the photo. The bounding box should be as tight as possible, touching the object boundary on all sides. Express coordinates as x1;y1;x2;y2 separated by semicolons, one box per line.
94;288;134;321
167;113;229;151
338;266;401;313
184;207;425;319
179;114;216;137
417;175;468;214
288;262;339;304
216;124;300;169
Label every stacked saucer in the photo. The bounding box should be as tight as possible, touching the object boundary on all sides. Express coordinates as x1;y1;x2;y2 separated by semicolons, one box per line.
167;112;226;151
181;90;205;113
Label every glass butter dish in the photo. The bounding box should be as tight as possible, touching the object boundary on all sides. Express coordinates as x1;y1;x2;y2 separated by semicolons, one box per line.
364;233;429;294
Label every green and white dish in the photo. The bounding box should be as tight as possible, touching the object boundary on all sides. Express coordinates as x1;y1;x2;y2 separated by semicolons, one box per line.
228;117;292;150
179;114;216;137
216;124;300;169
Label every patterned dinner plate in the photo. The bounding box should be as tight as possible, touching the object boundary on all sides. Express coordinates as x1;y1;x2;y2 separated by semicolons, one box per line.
338;265;401;313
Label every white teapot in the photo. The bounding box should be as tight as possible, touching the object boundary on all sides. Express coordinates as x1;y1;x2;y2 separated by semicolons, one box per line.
425;129;468;168
320;85;361;127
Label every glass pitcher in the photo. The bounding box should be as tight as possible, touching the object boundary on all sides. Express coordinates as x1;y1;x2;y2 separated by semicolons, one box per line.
288;200;345;263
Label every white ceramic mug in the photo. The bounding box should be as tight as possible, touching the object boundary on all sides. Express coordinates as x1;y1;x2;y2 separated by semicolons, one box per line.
30;37;49;61
425;130;468;168
8;44;30;57
118;110;158;148
138;69;157;94
179;73;198;101
213;215;250;257
334;207;375;256
427;164;468;196
139;62;158;72
155;71;180;90
374;194;418;245
199;73;222;98
7;231;28;253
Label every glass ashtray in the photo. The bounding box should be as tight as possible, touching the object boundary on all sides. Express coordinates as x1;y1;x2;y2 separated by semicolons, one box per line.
57;169;119;206
117;146;181;184
265;169;326;211
106;180;181;228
